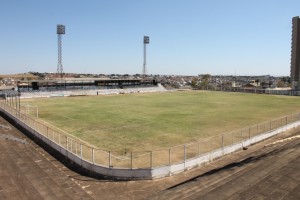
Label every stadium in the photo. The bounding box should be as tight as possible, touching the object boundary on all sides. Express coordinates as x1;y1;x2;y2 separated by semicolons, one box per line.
1;79;300;180
0;6;300;199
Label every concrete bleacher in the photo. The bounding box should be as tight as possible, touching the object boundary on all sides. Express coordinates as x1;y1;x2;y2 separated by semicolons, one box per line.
0;116;93;199
19;83;167;99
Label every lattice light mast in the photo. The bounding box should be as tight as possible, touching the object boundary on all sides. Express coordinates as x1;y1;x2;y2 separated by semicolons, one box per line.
143;36;150;75
57;24;65;78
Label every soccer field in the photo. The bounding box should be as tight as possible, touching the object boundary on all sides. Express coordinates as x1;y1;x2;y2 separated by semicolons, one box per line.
23;91;300;151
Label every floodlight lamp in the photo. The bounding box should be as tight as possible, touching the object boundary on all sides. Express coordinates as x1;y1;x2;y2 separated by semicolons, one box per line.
57;24;65;34
144;36;149;44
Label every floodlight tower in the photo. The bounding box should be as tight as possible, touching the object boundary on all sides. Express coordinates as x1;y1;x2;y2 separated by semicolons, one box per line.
143;36;150;75
57;24;65;78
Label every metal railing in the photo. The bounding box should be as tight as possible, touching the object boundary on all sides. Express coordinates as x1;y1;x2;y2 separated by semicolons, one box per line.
208;87;300;96
1;99;299;170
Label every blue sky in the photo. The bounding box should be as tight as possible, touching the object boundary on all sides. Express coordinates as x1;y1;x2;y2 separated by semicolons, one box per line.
0;0;299;76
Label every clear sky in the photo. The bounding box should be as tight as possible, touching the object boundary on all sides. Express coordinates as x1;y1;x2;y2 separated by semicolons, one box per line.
0;0;299;76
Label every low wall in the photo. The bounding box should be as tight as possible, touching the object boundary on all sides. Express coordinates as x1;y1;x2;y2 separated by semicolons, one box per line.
1;103;299;179
0;108;152;180
151;120;300;178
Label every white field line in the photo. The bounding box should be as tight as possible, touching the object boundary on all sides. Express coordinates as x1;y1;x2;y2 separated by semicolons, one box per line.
110;152;150;161
61;115;74;120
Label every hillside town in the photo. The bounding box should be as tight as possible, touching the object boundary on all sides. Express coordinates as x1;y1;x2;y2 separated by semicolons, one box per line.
0;72;291;92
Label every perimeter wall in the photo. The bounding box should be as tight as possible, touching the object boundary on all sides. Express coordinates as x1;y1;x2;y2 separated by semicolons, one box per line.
0;100;299;179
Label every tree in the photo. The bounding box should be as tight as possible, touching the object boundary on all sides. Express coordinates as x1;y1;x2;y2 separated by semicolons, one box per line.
200;74;211;89
191;78;198;88
281;76;291;84
277;80;285;87
268;81;273;87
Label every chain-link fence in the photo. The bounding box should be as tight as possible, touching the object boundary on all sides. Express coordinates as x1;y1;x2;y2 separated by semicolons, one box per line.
209;87;300;96
1;99;299;170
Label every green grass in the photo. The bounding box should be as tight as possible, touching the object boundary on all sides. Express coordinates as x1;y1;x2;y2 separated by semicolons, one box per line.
23;91;300;151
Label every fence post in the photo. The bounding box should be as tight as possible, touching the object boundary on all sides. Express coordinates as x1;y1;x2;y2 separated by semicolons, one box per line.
66;137;68;150
76;142;78;155
198;142;200;156
109;151;111;168
15;96;17;110
71;139;73;153
91;148;94;164
184;145;186;165
222;135;224;149
46;127;49;138
169;148;171;166
131;152;133;169
249;127;251;139
80;144;82;159
150;151;152;169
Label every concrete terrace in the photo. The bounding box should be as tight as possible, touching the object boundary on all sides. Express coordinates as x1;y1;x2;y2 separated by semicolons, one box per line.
0;116;93;200
0;115;299;199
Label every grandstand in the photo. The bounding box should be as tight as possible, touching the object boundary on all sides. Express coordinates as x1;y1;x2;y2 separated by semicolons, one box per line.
17;78;167;98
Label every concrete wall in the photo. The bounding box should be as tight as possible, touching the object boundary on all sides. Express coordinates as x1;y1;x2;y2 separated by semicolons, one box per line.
1;105;299;179
151;120;300;178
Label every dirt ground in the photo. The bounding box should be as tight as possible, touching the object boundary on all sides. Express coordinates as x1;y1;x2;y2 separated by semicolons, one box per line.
0;115;299;199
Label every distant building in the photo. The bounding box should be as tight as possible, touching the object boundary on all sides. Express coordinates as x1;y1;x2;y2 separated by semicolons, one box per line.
291;16;300;90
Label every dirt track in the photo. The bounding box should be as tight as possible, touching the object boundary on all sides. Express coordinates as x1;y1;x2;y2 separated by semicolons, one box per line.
0;115;299;199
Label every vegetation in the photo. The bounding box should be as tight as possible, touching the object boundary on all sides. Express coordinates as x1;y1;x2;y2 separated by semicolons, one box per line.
23;91;300;151
200;74;211;89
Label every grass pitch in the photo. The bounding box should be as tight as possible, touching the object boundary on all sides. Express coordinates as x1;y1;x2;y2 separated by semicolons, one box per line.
23;91;300;151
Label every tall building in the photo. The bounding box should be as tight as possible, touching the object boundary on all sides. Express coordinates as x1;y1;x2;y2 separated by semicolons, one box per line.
291;16;300;90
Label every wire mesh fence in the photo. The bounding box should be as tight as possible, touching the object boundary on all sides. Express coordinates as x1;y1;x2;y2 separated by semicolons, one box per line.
1;99;299;170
